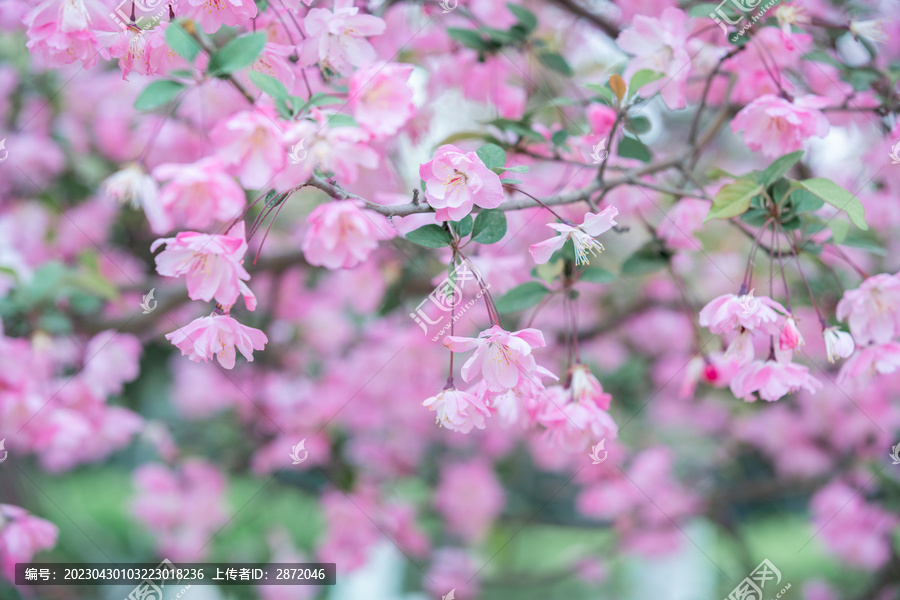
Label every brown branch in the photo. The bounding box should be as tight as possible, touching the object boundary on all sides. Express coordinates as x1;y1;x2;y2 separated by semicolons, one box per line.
306;157;684;218
548;0;620;38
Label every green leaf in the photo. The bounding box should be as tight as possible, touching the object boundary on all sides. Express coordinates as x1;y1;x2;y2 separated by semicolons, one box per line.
454;215;473;238
621;242;670;275
500;178;523;185
740;207;769;227
829;218;850;244
447;28;490;51
789;188;825;213
839;228;885;255
803;49;842;68
584;83;615;104
476;143;507;170
551;130;569;146
507;4;538;33
326;113;358;128
759;151;804;187
538;51;574;76
688;3;722;18
471;209;507;244
618;136;651;162
208;32;266;77
705;178;763;221
503;165;529;173
406;224;452;248
134;80;185;111
579;267;615;284
298;92;345;115
248;70;288;101
625;115;651;135
706;166;742;180
495;281;549;313
488;118;544;142
484;27;517;45
796;178;867;230
165;22;199;62
628;69;664;98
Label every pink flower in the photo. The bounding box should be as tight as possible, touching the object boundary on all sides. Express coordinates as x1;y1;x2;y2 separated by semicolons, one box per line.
434;460;505;543
152;222;256;311
422;387;491;433
99;23;173;80
529;206;619;266
151;157;247;234
729;359;822;402
132;460;229;560
587;104;617;137
424;548;480;600
166;314;268;369
537;386;618;452
0;505;58;580
461;56;526;120
24;0;103;68
569;364;612;410
301;202;394;269
444;325;546;393
835;273;900;345
419;144;505;222
657;198;708;251
318;488;381;571
299;1;386;76
837;342;900;387
182;0;259;34
779;316;805;350
616;8;693;110
731;94;831;157
349;62;415;138
82;331;142;396
811;481;899;569
277;110;379;189
823;327;854;363
249;43;297;92
211;110;286;189
698;292;788;335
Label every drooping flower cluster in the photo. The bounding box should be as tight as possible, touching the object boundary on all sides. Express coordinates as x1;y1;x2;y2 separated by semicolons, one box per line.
837;273;900;387
698;291;822;401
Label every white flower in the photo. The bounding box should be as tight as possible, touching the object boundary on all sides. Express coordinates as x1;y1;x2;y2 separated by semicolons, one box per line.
775;5;810;28
529;206;619;266
101;163;158;209
849;19;888;44
824;327;855;363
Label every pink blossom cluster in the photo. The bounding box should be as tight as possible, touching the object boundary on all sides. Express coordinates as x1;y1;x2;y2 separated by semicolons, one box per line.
4;0;900;596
